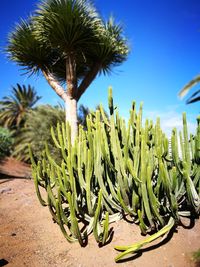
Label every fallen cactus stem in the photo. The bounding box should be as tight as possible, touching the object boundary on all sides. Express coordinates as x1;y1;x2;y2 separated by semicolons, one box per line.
114;217;175;262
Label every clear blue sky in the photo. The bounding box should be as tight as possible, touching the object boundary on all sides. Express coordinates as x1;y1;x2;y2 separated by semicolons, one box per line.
0;0;200;135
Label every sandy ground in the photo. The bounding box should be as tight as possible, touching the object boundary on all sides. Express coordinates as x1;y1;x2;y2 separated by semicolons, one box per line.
0;177;200;267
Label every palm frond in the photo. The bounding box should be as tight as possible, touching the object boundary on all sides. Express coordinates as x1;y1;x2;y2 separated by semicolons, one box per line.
186;89;200;104
178;74;200;99
6;18;57;75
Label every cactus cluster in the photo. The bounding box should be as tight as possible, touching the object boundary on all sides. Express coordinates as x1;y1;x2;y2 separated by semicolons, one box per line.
30;88;200;262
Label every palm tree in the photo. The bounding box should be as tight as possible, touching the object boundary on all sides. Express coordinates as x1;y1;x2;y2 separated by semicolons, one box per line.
178;74;200;104
0;84;41;128
6;0;129;142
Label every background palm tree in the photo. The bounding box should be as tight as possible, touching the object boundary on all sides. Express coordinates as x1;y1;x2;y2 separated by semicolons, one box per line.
178;74;200;104
0;84;41;128
6;0;129;142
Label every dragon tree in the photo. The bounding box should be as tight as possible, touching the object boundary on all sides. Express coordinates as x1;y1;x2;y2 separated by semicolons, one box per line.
6;0;129;142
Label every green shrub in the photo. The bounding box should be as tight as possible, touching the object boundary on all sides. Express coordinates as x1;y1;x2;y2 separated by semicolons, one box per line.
13;105;65;162
192;249;200;266
0;127;13;159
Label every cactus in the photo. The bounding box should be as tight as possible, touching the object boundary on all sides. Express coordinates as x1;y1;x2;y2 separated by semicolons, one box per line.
30;88;200;263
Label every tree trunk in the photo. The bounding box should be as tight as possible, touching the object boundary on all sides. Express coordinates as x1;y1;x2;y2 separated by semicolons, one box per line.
65;96;78;144
42;70;78;143
65;54;78;144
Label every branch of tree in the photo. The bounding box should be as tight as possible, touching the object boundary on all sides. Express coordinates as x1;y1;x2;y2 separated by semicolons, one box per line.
42;71;68;102
76;62;101;101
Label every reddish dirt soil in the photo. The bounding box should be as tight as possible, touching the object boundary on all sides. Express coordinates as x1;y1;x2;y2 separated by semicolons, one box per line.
0;158;31;179
0;158;200;267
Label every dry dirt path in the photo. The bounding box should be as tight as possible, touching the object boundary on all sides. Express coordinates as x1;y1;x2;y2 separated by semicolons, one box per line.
0;177;200;267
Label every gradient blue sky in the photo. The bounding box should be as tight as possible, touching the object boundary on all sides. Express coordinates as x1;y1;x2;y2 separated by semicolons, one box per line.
0;0;200;135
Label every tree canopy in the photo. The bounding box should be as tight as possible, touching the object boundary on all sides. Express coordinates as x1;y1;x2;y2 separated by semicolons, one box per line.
6;0;128;95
